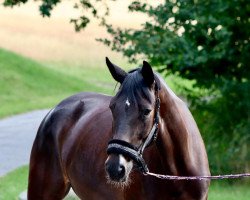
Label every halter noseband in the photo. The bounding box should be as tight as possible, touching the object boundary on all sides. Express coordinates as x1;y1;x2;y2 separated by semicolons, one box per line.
107;83;160;173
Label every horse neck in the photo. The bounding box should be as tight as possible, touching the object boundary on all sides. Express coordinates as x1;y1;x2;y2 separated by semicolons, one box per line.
156;81;200;175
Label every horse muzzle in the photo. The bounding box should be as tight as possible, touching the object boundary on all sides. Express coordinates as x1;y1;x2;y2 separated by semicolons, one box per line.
105;154;132;183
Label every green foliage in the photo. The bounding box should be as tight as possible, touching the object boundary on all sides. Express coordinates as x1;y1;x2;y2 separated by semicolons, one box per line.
3;0;28;7
101;0;249;88
190;81;250;174
4;0;110;31
99;0;250;174
4;0;60;17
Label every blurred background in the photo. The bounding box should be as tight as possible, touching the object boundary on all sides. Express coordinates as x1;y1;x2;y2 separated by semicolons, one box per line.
0;0;249;199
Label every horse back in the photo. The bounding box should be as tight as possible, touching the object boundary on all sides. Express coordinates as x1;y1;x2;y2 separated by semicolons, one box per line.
34;92;112;149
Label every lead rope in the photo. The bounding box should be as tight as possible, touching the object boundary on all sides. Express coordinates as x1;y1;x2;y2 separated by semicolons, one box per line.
144;171;250;180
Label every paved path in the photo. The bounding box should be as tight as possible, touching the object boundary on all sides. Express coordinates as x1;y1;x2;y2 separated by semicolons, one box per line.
0;109;50;176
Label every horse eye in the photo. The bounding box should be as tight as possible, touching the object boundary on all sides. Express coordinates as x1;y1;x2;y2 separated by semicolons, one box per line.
143;109;152;116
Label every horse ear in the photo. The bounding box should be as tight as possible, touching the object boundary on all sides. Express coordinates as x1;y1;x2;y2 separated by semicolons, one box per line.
106;57;127;83
141;61;154;87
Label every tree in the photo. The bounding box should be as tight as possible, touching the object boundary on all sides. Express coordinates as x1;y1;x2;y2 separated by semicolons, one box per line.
4;0;250;174
3;0;110;31
103;0;249;87
103;0;250;175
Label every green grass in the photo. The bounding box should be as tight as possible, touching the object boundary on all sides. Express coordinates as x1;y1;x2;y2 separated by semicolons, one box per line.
0;166;249;200
0;166;28;200
0;48;116;118
208;182;250;200
0;47;189;119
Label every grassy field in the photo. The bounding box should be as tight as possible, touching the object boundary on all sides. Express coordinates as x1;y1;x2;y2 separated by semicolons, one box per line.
0;166;249;200
0;48;117;118
0;1;181;118
0;47;182;118
0;166;28;200
0;1;133;118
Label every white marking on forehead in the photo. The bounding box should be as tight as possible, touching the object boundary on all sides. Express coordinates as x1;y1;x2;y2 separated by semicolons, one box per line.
125;98;130;107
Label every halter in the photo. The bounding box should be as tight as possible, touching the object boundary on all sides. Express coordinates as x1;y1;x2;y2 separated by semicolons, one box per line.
107;82;160;173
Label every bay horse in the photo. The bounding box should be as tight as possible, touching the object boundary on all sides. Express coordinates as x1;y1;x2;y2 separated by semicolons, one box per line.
28;58;210;200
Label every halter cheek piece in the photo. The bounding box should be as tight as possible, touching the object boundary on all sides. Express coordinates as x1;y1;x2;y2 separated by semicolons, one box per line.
107;83;160;173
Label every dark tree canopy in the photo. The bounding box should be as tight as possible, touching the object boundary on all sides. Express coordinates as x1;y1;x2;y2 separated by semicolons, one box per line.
101;0;250;90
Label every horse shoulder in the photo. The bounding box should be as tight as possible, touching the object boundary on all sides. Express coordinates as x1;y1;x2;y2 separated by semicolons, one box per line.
174;98;210;199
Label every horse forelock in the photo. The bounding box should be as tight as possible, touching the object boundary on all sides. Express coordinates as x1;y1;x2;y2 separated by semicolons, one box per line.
115;69;153;107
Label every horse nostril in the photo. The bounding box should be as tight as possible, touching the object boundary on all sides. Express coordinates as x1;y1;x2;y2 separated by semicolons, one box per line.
118;164;125;177
105;161;126;181
105;155;129;181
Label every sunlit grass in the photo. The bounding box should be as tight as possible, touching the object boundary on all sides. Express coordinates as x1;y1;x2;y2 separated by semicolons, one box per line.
0;47;191;119
208;181;250;200
0;48;115;118
0;166;28;200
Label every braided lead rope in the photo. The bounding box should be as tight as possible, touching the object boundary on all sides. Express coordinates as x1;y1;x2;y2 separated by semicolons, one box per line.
144;171;250;180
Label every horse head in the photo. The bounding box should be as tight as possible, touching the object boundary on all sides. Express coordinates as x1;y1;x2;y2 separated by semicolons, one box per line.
105;57;160;186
